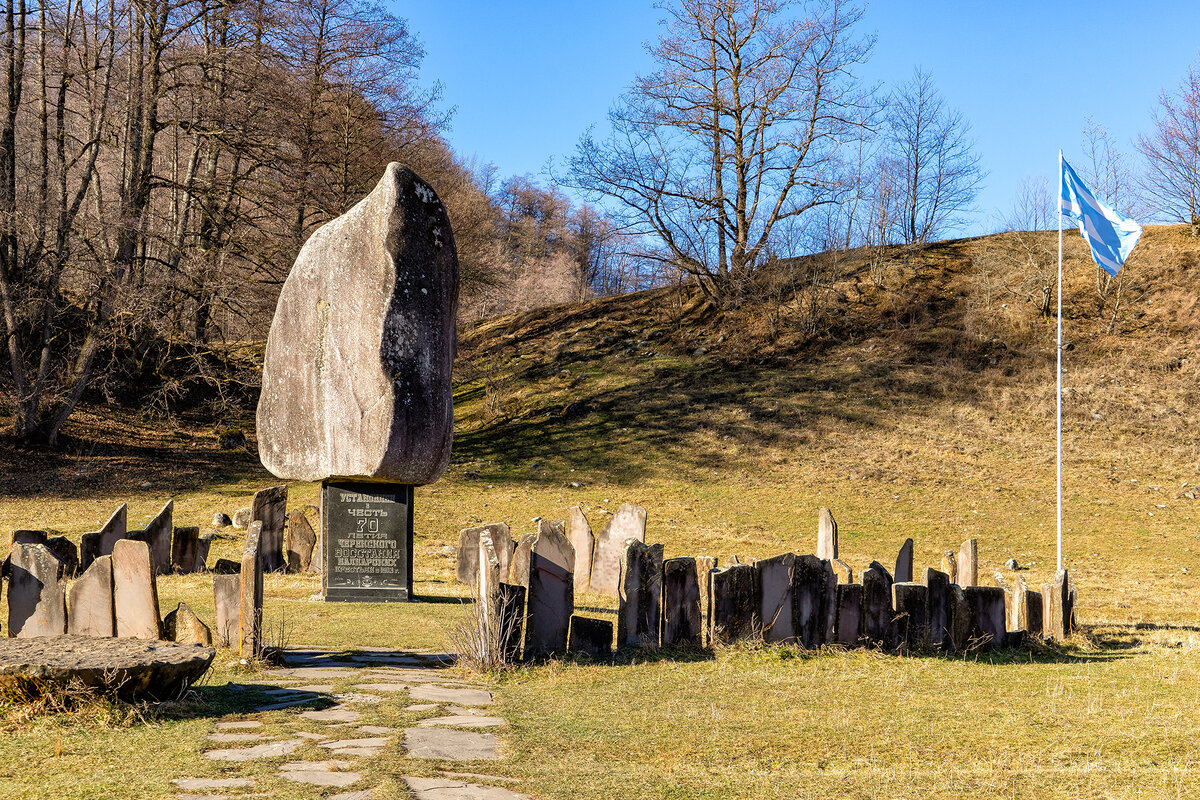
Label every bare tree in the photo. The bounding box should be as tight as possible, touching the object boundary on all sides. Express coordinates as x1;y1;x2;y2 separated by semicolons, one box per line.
886;67;983;245
568;0;873;303
1137;59;1200;228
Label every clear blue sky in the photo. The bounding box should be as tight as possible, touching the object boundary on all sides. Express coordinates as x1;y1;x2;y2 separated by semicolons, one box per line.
398;1;1200;235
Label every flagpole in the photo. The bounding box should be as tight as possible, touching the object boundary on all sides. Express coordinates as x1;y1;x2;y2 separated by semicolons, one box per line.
1056;150;1064;573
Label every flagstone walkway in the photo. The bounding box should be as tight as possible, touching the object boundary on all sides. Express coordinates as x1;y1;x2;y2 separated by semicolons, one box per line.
172;648;525;800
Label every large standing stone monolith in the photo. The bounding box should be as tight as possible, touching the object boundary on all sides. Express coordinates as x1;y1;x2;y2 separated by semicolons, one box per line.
512;521;574;659
8;544;67;637
617;540;662;650
240;522;264;658
708;564;760;645
589;503;647;597
957;539;978;587
757;553;796;644
567;507;594;593
817;508;837;560
256;164;458;486
81;504;127;572
895;538;914;583
68;555;115;637
662;557;701;647
112;539;162;640
251;486;287;573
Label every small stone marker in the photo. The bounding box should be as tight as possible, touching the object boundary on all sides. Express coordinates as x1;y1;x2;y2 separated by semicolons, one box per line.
861;562;893;646
67;555;115;637
251;485;287;573
516;520;574;659
233;506;252;529
589;503;647;597
922;568;950;650
80;504;127;572
240;522;264;657
567;506;594;593
171;526;203;573
895;538;914;583
830;558;853;584
285;508;318;573
964;586;1006;649
164;602;214;646
1042;569;1074;641
957;539;978;587
213;572;241;648
661;556;701;647
794;554;834;648
834;583;863;645
112;539;162;640
891;582;928;650
817;507;838;560
568;615;613;659
694;555;717;622
708;563;760;645
941;550;958;584
45;536;79;578
757;553;796;644
8;543;67;637
617;539;662;650
457;523;512;586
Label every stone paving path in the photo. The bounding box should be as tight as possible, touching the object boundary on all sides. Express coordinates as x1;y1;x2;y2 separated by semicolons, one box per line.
172;647;527;800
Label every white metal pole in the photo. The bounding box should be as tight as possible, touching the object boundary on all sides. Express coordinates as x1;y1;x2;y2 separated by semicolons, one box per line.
1057;150;1064;572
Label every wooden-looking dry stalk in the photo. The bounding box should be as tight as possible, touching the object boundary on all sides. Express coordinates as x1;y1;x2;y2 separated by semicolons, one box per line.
448;592;521;673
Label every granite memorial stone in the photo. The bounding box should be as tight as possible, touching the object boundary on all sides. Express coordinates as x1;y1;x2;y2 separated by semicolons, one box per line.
861;562;893;646
321;481;414;602
8;543;67;637
112;539;162;640
67;555;115;637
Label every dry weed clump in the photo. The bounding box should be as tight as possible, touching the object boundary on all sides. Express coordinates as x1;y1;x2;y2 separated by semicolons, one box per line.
0;676;149;728
448;596;522;674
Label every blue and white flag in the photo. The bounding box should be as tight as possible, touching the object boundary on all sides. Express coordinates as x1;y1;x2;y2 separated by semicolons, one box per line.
1060;154;1142;277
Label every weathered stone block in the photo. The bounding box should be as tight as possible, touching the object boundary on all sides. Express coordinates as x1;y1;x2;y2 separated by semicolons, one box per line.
68;555;115;637
171;526;203;574
817;507;838;560
285;509;318;574
1042;569;1074;641
794;554;834;648
708;564;760;645
964;586;1006;649
519;520;574;659
257;164;459;485
757;553;796;644
895;537;914;583
568;615;613;659
589;503;646;598
861;562;893;646
662;557;701;647
80;504;127;572
8;544;67;637
164;602;213;647
1022;584;1044;638
941;550;958;584
922;568;951;650
834;583;863;646
127;500;173;576
617;540;662;650
251;486;287;573
211;558;241;575
112;539;162;640
239;522;264;657
567;507;594;593
957;539;978;587
457;523;512;586
213;573;241;648
892;582;929;650
830;558;853;584
475;532;522;661
947;584;972;652
45;536;79;579
695;556;717;626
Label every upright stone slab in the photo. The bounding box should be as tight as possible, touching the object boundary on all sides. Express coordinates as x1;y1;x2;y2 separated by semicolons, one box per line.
521;521;574;659
1042;569;1074;641
213;573;241;648
256;164;458;486
817;507;838;560
240;523;264;657
708;564;760;645
695;556;717;625
891;582;929;650
567;507;594;593
251;486;287;574
80;504;127;572
793;555;834;648
861;562;893;646
947;585;972;652
895;538;914;583
941;550;958;584
127;500;173;576
757;553;796;644
957;539;978;587
834;583;863;646
67;555;115;637
457;523;512;586
10;529;47;547
662;556;701;647
322;481;414;601
830;558;853;584
112;539;162;640
171;526;203;573
617;540;662;650
569;616;613;659
1022;584;1044;637
964;586;1006;649
7;544;67;637
922;568;951;650
590;503;647;598
475;532;524;661
44;537;79;578
164;602;214;646
285;508;318;573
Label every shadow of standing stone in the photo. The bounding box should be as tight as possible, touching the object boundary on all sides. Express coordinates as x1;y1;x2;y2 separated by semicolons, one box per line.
8;544;67;637
68;555;115;637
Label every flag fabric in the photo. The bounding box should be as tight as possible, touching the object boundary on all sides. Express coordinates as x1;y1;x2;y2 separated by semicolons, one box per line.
1060;155;1143;276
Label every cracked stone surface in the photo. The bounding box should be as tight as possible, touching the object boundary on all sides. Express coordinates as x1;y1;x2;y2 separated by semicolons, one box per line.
403;777;527;799
279;759;362;787
404;728;500;761
204;739;304;761
320;737;391;750
333;692;385;704
405;704;440;711
408;685;493;706
358;725;398;734
418;716;506;729
302;706;361;723
172;777;256;789
351;683;410;692
332;747;383;757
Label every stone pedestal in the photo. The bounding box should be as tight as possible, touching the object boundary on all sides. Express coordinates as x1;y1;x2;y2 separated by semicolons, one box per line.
321;480;414;602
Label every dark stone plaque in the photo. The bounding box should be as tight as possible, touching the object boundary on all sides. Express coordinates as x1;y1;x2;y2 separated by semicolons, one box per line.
321;480;414;602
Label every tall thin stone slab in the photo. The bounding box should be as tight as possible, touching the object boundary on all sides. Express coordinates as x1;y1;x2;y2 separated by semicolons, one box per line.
589;503;647;598
834;583;863;646
922;568;951;650
127;500;173;576
758;553;796;644
213;573;241;648
830;558;853;584
1006;575;1025;632
895;538;914;583
285;509;318;573
520;521;574;659
457;523;512;586
567;507;594;593
617;540;663;650
957;539;978;587
240;522;264;658
67;555;115;637
941;550;958;584
1042;569;1074;641
695;556;717;627
662;557;702;647
964;586;1006;649
252;485;287;573
112;539;162;640
793;554;834;648
1022;585;1044;637
861;562;893;646
80;504;127;572
892;582;928;650
817;507;838;560
947;585;972;652
476;532;524;661
8;544;67;637
171;526;203;573
708;564;760;645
